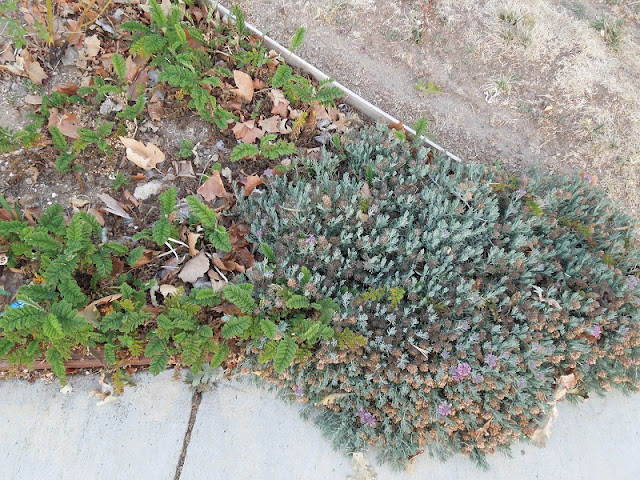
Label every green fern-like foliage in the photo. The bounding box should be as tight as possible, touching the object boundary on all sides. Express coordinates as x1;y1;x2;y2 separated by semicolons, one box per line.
117;95;146;120
111;53;127;82
186;195;232;252
222;283;256;313
259;134;297;160
271;64;292;88
230;143;259;162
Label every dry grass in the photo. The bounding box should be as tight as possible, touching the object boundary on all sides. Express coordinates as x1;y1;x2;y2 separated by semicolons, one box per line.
237;0;640;216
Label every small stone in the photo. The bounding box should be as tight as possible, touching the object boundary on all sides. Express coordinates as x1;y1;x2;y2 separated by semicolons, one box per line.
133;180;164;200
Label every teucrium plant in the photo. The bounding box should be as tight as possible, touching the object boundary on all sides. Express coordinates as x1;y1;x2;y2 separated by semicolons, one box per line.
235;124;640;469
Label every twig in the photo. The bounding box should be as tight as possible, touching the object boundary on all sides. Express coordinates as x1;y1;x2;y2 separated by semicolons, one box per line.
164;241;180;261
213;265;229;283
279;205;307;212
167;237;189;248
610;224;640;232
408;342;430;360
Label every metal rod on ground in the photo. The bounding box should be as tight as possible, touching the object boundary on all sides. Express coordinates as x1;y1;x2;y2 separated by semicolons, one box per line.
212;2;463;163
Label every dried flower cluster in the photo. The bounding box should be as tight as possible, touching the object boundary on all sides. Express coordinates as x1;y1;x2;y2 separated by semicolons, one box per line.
236;124;640;469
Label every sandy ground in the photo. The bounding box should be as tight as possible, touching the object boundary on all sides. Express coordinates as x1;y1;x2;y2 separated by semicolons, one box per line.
232;0;640;218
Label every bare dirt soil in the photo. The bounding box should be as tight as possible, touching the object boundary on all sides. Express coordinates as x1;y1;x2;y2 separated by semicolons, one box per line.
235;0;640;217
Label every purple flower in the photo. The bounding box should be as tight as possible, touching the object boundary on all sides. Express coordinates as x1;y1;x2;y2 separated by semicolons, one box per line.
452;362;471;381
471;374;484;384
438;401;453;417
485;353;498;369
627;275;639;290
619;326;629;336
515;188;527;197
305;234;316;246
263;168;274;178
582;173;594;184
516;376;527;390
356;408;377;427
591;324;603;339
293;386;303;397
255;227;264;240
440;350;450;360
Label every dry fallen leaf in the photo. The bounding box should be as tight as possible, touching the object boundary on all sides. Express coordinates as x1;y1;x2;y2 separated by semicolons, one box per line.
87;208;105;225
232;119;264;143
316;392;353;406
148;91;165;121
53;83;80;95
231;70;254;102
84;34;101;58
269;89;289;117
48;108;80;139
187;231;201;257
97;193;132;219
120;137;165;170
22;50;47;85
178;251;210;284
197;170;232;201
174;160;195;178
240;175;263;196
207;269;226;291
87;294;123;308
348;452;377;480
258;115;281;133
159;284;179;297
530;405;559;447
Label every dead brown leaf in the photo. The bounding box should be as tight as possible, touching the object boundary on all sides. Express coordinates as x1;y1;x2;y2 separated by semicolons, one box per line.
126;69;149;100
131;250;159;269
120;137;165;170
22;50;47;85
232;119;264;143
87;294;123;308
97;193;132;219
197;170;232;201
187;232;201;257
317;392;353;406
84;34;101;58
231;70;254;102
48;108;80;139
0;48;15;64
88;208;105;225
207;269;226;292
53;83;80;95
258;115;281;133
174;161;195;178
125;55;143;83
211;253;228;271
269;89;289;117
530;405;559;447
178;251;210;284
123;190;139;207
148;91;165;122
240;175;262;196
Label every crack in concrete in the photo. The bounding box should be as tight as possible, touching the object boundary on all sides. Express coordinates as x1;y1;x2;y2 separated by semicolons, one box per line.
174;391;203;480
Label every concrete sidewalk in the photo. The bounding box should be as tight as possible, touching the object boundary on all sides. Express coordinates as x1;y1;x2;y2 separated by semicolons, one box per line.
1;372;639;480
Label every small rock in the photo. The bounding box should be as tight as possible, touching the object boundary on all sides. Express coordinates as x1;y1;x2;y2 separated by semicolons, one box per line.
133;180;164;201
99;98;123;115
147;69;159;87
20;194;37;207
215;140;229;153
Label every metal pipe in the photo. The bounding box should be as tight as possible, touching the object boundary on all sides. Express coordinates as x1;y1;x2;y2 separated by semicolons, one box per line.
211;2;462;163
